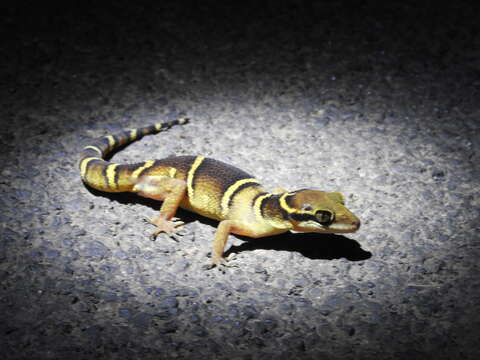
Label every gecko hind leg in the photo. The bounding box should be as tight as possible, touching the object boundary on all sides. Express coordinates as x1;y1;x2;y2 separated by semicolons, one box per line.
146;216;184;240
133;175;187;240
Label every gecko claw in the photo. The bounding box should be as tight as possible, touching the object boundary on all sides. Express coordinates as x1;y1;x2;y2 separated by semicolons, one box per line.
208;253;237;270
145;215;184;240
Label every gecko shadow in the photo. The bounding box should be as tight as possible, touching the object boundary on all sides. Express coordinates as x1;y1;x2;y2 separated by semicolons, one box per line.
225;232;370;262
84;186;199;224
86;187;370;262
86;186;171;208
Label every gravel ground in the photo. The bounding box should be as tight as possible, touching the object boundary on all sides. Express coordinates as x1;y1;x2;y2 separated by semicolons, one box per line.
1;1;479;359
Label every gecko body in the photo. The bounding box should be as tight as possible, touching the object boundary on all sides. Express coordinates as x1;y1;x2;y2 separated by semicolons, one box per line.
79;119;360;266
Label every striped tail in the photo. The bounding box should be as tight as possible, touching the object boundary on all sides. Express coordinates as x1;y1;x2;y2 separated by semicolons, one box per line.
79;118;188;192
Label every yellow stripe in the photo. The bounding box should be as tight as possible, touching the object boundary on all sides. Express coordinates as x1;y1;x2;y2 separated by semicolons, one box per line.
168;167;177;178
131;160;155;179
83;145;103;155
187;156;205;198
279;192;313;215
279;192;297;213
257;192;294;229
106;135;115;151
155;123;163;131
254;193;272;221
178;118;188;124
221;178;260;216
80;157;101;178
106;163;119;190
130;129;138;141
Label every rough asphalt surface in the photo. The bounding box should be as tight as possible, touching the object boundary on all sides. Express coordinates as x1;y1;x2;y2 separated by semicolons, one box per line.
1;1;479;359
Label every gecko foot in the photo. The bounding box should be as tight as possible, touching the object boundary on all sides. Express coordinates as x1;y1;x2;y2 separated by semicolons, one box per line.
208;253;236;270
145;216;184;240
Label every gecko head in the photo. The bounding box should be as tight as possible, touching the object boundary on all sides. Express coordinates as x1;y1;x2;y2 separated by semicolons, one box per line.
282;190;360;233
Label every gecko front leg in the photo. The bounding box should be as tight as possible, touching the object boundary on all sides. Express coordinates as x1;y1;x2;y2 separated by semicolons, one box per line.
211;219;290;267
211;220;241;266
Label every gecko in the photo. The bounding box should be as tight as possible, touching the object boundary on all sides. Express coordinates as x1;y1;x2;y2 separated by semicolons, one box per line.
79;118;360;266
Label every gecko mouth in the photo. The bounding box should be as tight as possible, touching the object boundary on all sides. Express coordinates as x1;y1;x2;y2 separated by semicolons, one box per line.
328;220;360;232
291;218;360;233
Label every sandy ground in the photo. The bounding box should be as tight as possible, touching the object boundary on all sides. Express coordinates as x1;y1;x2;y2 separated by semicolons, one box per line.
1;1;479;359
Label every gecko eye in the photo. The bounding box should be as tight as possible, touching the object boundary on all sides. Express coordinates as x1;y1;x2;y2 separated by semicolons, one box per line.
315;210;334;226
